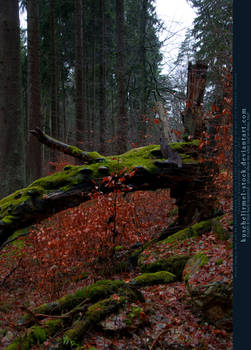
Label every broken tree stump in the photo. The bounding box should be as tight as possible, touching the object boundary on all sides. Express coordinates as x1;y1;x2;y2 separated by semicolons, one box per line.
182;61;208;138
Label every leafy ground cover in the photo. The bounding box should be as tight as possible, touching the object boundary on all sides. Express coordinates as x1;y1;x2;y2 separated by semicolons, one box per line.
0;187;232;349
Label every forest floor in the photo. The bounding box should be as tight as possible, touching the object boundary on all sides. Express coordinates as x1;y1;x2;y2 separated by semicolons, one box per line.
0;189;232;350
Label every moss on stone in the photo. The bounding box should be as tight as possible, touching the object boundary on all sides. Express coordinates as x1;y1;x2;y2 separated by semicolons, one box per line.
5;339;30;350
6;317;64;350
130;271;176;287
114;245;125;251
216;258;223;265
211;218;229;241
183;252;209;286
45;319;64;336
161;219;213;244
33;279;125;316
65;297;122;342
140;254;190;279
28;326;47;343
161;227;194;244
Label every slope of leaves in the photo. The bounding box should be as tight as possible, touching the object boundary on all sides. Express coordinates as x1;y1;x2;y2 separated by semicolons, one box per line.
0;71;233;348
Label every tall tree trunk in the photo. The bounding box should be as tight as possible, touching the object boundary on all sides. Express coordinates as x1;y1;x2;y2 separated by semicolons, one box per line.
138;0;147;141
74;0;84;150
27;0;42;183
99;0;106;154
116;0;128;154
0;0;25;198
49;0;58;168
49;0;58;139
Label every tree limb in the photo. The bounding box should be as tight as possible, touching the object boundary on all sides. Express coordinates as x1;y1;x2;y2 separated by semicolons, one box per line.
30;127;97;163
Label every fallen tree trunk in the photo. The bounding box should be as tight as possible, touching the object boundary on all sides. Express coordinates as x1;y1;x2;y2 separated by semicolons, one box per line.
0;138;218;247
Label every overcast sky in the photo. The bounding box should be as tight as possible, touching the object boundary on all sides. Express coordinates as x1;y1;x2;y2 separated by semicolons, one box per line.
155;0;195;73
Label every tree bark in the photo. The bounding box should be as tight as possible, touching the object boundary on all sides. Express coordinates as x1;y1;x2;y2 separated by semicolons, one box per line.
75;0;84;149
27;0;42;183
49;0;58;139
30;128;95;163
0;0;26;198
183;61;208;138
116;0;128;153
99;0;106;154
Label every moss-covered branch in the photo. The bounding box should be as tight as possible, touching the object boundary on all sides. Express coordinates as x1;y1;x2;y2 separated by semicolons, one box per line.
30;127;103;163
0;140;216;247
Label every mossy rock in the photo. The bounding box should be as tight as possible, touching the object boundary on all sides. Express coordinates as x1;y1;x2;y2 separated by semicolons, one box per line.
130;271;176;287
183;252;209;285
23;280;125;324
5;320;63;350
140;254;190;280
65;285;143;343
100;303;146;331
211;217;230;241
161;219;213;245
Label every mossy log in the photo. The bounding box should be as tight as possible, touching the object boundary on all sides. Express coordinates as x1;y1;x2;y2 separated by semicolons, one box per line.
0;136;218;246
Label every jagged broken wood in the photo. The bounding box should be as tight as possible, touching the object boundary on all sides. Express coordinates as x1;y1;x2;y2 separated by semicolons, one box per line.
0;136;218;247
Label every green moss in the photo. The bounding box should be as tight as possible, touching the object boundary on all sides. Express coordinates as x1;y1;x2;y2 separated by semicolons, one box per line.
2;215;15;224
28;326;47;343
114;245;125;251
65;297;122;342
192;220;212;235
130;271;176;287
0;142;201;228
212;218;229;241
5;339;30;350
162;219;213;244
162;227;194;244
169;139;200;151
6;317;64;350
68;145;86;156
128;306;143;320
195;252;208;267
216;258;223;265
140;255;190;279
184;253;209;286
34;279;125;316
45;319;64;336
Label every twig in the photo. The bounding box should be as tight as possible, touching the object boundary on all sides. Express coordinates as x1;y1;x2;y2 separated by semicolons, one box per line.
0;257;23;287
149;327;169;350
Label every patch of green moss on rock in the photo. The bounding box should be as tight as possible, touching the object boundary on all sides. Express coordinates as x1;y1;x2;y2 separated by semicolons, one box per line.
65;297;122;342
6;318;64;350
212;218;229;240
183;252;209;285
5;339;30;350
161;219;213;244
140;254;190;279
33;280;125;316
130;271;176;287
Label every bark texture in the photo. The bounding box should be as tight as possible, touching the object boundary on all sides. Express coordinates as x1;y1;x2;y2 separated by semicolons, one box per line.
183;61;208;138
27;0;42;183
0;0;25;198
